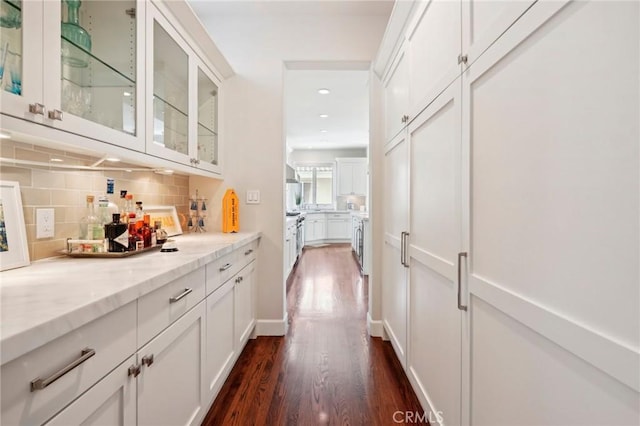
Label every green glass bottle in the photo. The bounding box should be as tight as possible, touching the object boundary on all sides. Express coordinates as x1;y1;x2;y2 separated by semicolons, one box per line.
61;0;91;67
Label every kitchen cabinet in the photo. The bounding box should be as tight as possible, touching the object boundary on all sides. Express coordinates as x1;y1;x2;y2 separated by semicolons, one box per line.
1;0;146;150
234;260;257;349
1;302;137;425
382;41;409;142
326;213;350;240
377;1;640;424
0;0;226;177
44;356;137;426
336;158;367;196
304;213;326;243
137;301;206;426
382;130;409;369
1;236;261;426
146;4;222;174
205;278;235;401
285;220;297;276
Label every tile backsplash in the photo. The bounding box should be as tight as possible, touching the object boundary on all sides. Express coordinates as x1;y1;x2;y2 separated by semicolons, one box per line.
1;140;190;261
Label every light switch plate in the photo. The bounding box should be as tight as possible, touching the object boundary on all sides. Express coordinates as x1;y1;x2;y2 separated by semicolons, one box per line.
246;190;260;204
36;208;55;239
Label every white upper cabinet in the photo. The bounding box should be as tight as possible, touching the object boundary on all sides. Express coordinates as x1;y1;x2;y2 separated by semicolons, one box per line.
336;158;367;196
146;6;191;164
0;0;228;177
407;0;461;114
1;0;146;151
146;4;223;175
382;42;410;142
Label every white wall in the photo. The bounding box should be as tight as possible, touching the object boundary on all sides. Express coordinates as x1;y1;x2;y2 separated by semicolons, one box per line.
194;11;389;333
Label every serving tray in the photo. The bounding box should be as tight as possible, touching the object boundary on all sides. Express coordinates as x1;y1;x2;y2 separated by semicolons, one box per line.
61;245;162;258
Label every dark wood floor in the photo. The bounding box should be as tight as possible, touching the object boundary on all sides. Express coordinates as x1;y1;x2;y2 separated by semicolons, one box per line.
202;243;427;425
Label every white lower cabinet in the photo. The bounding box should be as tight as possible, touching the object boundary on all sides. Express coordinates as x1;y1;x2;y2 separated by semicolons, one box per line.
0;302;137;426
205;279;236;402
0;238;260;426
326;213;350;240
235;260;257;349
137;301;206;426
45;356;137;426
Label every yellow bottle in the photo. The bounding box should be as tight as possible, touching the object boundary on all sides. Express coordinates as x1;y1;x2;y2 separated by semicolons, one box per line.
222;189;239;233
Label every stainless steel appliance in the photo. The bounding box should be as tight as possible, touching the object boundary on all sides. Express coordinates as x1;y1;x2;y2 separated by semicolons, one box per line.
355;219;364;273
295;215;305;259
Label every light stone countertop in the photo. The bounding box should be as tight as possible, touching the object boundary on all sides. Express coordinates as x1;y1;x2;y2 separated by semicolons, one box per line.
350;211;369;221
0;231;261;365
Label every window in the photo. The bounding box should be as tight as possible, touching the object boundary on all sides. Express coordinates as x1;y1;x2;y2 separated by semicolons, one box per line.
296;164;334;207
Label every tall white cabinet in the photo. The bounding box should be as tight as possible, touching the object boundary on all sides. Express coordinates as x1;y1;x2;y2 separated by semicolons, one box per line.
378;1;639;425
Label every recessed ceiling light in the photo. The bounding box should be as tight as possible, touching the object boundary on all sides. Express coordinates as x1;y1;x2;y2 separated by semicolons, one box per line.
317;88;330;95
0;130;11;139
50;158;64;162
106;157;121;162
320;130;328;133
319;114;328;118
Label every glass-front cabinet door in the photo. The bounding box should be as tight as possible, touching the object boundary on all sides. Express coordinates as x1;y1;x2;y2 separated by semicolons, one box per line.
146;5;191;164
0;0;44;121
194;62;221;174
1;1;145;150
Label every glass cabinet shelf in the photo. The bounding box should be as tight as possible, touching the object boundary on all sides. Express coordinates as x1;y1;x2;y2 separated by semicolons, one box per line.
153;94;188;155
61;36;136;135
197;123;218;165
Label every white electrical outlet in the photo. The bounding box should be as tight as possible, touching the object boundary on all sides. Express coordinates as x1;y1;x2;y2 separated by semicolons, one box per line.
246;190;260;204
36;208;55;239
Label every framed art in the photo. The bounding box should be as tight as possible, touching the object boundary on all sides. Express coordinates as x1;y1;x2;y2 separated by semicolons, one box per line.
144;205;183;237
0;181;30;271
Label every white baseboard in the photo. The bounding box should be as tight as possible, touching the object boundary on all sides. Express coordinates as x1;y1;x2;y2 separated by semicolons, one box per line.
255;313;288;336
367;312;383;337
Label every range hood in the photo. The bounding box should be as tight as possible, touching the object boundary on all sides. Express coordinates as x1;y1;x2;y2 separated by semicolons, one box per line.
286;164;299;183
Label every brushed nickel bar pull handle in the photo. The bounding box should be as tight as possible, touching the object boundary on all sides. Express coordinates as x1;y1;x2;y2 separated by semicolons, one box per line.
219;263;232;271
400;232;405;266
457;252;468;311
403;232;410;268
30;348;96;391
169;287;192;303
128;364;141;378
244;249;253;256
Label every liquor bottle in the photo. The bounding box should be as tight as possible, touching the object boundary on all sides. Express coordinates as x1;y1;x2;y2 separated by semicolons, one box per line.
142;214;152;248
128;215;142;251
79;195;101;240
154;220;168;245
105;213;128;253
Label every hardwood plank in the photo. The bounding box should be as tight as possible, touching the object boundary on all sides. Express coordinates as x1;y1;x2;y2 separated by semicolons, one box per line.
202;244;427;425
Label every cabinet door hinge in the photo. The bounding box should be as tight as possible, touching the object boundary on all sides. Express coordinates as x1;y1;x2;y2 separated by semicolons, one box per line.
457;54;468;65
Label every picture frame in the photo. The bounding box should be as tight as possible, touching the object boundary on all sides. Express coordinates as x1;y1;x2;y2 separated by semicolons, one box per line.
144;205;183;237
0;180;30;271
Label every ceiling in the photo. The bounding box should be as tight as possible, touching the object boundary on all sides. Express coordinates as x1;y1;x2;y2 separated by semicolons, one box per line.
285;68;370;150
188;0;393;151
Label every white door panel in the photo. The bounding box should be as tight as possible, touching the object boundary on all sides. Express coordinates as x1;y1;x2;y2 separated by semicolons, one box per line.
466;0;639;348
409;261;462;426
383;241;408;367
471;297;639;426
408;0;462;114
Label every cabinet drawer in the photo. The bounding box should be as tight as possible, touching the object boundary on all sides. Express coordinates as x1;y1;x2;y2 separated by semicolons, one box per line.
138;267;206;347
1;302;136;426
206;240;259;296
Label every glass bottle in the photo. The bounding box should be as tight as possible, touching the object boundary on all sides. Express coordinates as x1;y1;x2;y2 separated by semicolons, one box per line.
79;195;101;239
123;193;135;222
128;215;142;251
141;214;152;248
105;213;128;253
154;220;168;245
